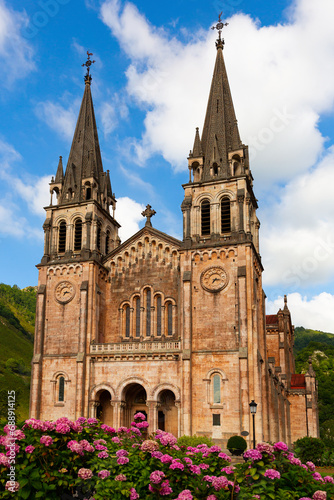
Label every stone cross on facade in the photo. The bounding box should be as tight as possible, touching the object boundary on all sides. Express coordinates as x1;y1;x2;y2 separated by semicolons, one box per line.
141;204;156;227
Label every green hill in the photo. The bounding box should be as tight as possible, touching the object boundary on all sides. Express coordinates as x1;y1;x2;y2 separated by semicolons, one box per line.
0;284;35;420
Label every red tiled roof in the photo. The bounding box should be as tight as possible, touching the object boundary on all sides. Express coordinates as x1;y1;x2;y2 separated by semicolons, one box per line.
266;315;278;325
291;374;306;389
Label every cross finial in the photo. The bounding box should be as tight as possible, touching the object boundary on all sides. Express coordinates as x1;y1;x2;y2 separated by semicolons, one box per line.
82;51;96;84
141;204;156;227
211;12;229;49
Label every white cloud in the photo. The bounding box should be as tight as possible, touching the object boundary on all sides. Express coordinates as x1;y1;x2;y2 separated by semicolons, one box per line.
267;293;334;333
0;1;35;86
261;146;334;289
99;0;334;188
0;203;43;240
99;94;129;136
13;176;51;216
115;196;145;241
35;100;79;141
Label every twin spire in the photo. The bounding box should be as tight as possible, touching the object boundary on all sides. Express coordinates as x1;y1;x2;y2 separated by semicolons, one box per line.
189;15;243;181
50;51;114;210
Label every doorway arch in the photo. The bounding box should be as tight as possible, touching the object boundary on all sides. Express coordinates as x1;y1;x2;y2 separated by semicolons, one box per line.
157;389;177;436
121;383;147;428
96;389;113;426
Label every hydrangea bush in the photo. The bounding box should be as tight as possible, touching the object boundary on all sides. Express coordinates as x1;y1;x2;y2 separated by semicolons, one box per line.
0;413;333;499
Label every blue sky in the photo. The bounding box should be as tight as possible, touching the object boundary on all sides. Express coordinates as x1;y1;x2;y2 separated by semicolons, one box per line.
1;0;334;332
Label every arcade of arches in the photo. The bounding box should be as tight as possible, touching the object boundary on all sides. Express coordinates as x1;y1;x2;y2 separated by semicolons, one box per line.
91;383;179;436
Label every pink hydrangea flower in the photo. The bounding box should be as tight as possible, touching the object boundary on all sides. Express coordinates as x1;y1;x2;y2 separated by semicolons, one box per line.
98;470;110;479
177;489;193;499
273;441;288;452
115;474;127;481
218;452;231;462
207;496;217;500
0;453;10;467
152;450;164;459
80;439;94;452
40;435;53;447
130;487;140;499
117;426;128;433
67;440;84;455
141;440;159;452
5;481;19;492
189;465;201;474
324;476;334;484
290;457;302;466
116;449;129;457
212;476;229;491
155;431;177;446
150;470;165;484
98;451;109;459
112;437;121;444
199;463;210;470
256;442;274;454
160;479;173;495
313;492;327;500
264;469;281;479
87;418;98;425
160;454;174;463
25;445;35;453
136;421;149;428
170;460;184;471
134;412;146;420
78;468;93;480
100;424;116;433
312;472;324;482
243;449;263;461
221;466;235;474
55;422;71;433
209;446;222;453
306;461;316;471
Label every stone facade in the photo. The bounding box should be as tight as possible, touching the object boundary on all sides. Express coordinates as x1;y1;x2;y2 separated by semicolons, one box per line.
30;40;319;447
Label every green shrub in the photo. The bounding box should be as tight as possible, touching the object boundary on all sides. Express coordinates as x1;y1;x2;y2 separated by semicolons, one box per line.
227;435;247;455
177;435;214;448
294;436;325;464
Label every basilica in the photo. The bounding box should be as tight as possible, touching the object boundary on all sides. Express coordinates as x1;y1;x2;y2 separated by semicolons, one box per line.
30;26;319;446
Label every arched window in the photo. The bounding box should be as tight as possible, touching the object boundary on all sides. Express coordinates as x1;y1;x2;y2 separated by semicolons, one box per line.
145;289;151;337
167;302;173;336
135;297;141;338
86;186;91;200
105;230;110;255
221;197;231;233
201;199;210;236
156;295;162;337
58;221;66;253
96;223;101;251
74;219;82;251
58;376;65;402
213;374;221;404
124;305;130;338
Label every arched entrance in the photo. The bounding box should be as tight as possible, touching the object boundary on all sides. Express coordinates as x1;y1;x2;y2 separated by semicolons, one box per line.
122;383;147;428
96;390;113;426
157;389;177;436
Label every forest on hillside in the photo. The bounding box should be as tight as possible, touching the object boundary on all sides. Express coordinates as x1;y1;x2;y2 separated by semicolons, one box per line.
0;283;333;441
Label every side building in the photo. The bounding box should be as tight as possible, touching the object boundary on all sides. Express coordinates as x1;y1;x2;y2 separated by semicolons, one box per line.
30;33;319;446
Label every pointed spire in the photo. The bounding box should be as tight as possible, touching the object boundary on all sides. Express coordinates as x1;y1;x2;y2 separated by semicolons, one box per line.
59;53;108;206
199;21;241;180
192;127;203;157
55;156;64;183
106;170;112;198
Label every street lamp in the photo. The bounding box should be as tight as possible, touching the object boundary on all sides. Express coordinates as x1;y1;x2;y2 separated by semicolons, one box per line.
249;400;258;449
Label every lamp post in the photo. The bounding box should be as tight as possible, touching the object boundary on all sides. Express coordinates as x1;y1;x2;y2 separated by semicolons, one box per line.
249;400;258;449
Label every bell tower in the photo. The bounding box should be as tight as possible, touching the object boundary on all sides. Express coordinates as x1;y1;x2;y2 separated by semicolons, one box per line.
30;53;120;421
179;18;267;443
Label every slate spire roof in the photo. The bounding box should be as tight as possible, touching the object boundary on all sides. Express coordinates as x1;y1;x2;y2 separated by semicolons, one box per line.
194;36;242;179
58;72;112;205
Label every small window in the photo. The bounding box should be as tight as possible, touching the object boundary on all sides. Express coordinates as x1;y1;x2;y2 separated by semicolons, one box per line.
105;230;110;255
167;302;173;336
213;374;221;404
213;163;218;176
58;376;65;402
135;297;141;338
221;197;231;233
156;295;162;336
201;200;210;236
212;414;221;426
125;305;130;338
74;219;82;251
146;289;151;337
96;223;101;251
86;187;91;200
58;221;66;253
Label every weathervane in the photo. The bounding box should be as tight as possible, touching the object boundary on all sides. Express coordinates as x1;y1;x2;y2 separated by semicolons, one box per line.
82;51;95;84
211;12;229;48
141;204;156;227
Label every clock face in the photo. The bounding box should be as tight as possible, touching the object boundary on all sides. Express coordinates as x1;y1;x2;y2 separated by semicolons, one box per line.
200;266;228;293
55;281;75;304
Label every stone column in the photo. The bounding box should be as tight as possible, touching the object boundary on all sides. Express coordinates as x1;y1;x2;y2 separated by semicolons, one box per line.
182;269;192;436
175;401;181;438
237;190;245;233
29;285;46;419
